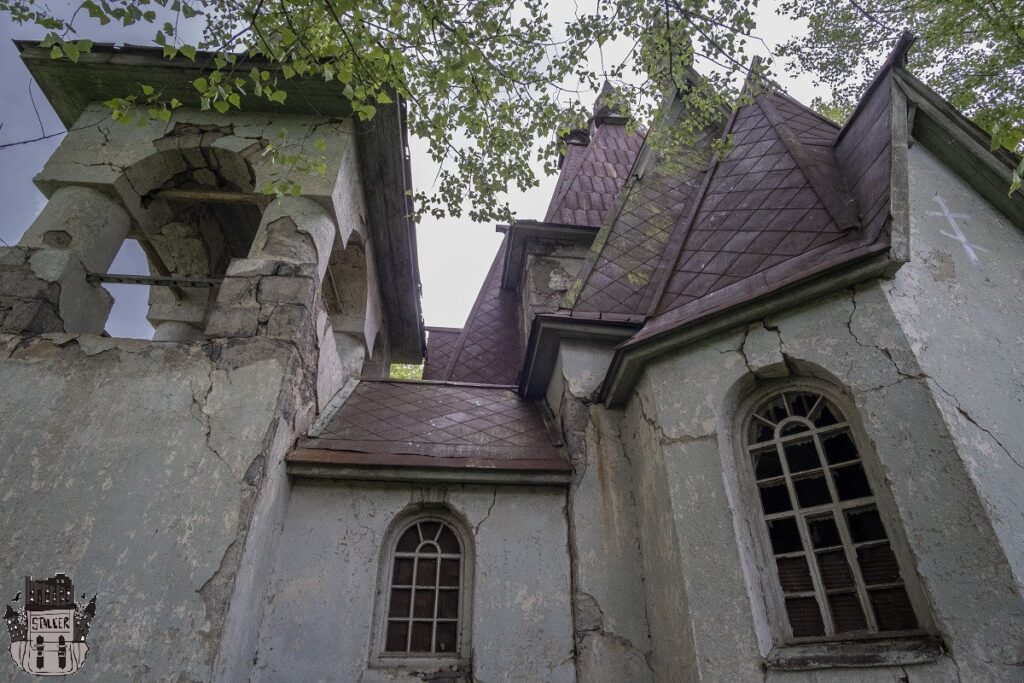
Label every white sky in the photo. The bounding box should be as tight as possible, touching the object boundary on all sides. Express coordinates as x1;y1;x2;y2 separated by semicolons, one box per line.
0;3;828;338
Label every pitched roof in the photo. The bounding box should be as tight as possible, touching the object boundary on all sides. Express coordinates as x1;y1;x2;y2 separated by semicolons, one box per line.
433;238;523;385
289;380;568;472
422;327;461;380
544;118;644;227
565;92;722;316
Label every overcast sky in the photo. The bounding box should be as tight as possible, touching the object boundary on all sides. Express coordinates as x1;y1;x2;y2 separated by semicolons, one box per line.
0;3;827;340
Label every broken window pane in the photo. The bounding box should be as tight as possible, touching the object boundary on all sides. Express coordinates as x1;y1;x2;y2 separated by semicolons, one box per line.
746;390;919;641
821;430;858;464
759;483;793;514
794;475;831;508
768;517;803;554
833;463;872;500
784;438;821;472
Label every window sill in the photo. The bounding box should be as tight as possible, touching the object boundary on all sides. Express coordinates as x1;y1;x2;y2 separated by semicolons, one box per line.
766;636;944;671
368;655;470;671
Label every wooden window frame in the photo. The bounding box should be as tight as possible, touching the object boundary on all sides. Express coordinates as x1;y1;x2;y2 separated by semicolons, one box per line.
733;379;934;650
370;510;473;670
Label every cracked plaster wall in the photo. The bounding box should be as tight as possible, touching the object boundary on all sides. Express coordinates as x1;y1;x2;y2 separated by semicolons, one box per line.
250;481;575;683
620;276;1024;679
518;242;589;349
886;144;1024;589
545;340;654;683
0;333;313;682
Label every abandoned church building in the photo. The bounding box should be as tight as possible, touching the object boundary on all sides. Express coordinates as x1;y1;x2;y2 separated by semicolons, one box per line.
1;34;1023;682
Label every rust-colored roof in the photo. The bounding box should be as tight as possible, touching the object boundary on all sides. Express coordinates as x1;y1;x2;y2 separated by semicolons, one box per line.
289;380;567;471
422;326;461;380
566;94;722;316
544;119;644;227
434;238;524;385
629;73;894;345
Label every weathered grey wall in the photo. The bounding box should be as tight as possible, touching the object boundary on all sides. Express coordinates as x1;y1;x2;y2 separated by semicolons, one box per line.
888;144;1024;588
0;334;306;682
621;277;1024;680
250;480;575;683
545;340;654;683
518;241;588;347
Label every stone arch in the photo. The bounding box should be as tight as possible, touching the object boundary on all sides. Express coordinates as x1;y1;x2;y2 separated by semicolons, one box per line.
114;141;266;341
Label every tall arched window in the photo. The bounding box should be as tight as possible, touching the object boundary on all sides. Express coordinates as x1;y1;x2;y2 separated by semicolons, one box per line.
376;515;470;662
742;388;921;640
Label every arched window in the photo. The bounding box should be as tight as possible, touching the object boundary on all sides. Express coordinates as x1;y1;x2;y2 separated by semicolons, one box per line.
742;388;920;640
378;516;469;660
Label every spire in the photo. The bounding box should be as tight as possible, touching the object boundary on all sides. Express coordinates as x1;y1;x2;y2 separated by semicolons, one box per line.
593;80;628;124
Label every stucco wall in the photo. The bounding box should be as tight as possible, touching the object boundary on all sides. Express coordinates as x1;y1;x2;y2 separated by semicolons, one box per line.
251;480;575;683
621;277;1024;680
0;334;307;682
887;144;1024;588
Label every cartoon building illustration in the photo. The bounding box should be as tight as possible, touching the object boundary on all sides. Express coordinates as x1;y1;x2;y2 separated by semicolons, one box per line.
6;575;93;676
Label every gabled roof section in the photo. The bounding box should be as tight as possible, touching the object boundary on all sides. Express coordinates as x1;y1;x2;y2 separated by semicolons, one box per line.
638;83;863;333
289;380;568;475
544;98;644;227
422;327;461;380
565;89;723;316
435;237;523;385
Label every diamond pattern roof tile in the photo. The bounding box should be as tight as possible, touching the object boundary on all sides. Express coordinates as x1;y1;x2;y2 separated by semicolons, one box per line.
422;326;461;380
290;380;567;471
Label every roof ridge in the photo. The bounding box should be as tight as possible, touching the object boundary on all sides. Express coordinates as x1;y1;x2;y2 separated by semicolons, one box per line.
639;105;742;316
756;93;860;230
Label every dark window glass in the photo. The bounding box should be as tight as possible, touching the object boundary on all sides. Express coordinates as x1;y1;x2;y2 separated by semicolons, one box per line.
393;558;414;586
870;587;918;631
413;590;435;618
784;439;820;472
777;556;814;593
845;507;887;543
828;592;868;632
857;543;901;585
768;517;803;554
420;522;441;542
833;463;872;500
813;402;839;428
389;589;411;618
794;475;831;508
753;449;783;479
785;597;825;637
385;621;408;651
816;550;855;590
787;392;817;417
435;622;458;653
416;559;438;586
396;527;419;552
410;622;433;652
759;483;793;514
808;516;841;549
437;590;459;619
439;559;460;587
750;420;774;443
822;430;858;464
438;526;460;553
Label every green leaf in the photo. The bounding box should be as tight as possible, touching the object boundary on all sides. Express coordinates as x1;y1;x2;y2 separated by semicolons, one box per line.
281;64;295;79
169;98;182;109
213;99;230;113
269;89;287;104
50;45;62;59
141;84;155;95
179;44;196;61
228;92;241;107
193;77;208;92
376;91;393;104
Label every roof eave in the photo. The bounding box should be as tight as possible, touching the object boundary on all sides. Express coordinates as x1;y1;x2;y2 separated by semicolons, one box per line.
601;247;898;407
519;312;642;399
500;220;602;290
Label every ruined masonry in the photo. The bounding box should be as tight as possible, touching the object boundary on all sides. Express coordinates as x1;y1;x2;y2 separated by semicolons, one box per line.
1;37;1023;682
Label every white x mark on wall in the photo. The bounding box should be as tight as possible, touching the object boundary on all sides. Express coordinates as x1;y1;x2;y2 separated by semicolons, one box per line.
928;194;987;266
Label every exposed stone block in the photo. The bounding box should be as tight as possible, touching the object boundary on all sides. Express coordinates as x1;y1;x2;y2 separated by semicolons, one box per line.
257;276;316;306
206;305;260;338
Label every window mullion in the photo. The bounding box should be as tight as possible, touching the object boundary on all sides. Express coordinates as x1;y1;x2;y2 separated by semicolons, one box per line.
774;438;835;637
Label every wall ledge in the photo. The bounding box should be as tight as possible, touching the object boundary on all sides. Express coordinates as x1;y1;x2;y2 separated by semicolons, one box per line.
765;635;944;671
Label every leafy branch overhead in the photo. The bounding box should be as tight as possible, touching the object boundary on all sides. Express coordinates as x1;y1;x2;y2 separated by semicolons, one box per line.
779;0;1024;192
1;0;1022;212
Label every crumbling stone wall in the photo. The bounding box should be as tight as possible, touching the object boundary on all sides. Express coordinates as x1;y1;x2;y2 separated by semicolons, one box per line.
518;241;589;347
